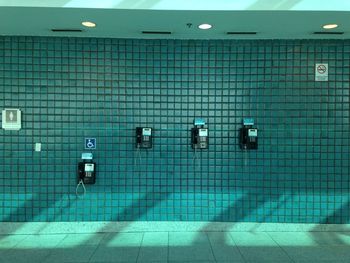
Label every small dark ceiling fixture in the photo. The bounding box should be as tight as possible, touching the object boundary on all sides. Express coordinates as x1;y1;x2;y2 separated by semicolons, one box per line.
51;29;83;32
142;31;172;35
227;32;257;35
313;31;344;35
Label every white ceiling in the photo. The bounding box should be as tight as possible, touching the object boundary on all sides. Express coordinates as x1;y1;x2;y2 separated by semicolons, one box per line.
1;0;350;11
0;6;349;39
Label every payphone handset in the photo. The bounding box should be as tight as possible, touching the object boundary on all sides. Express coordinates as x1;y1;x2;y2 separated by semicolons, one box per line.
191;118;208;149
136;127;153;149
239;118;258;150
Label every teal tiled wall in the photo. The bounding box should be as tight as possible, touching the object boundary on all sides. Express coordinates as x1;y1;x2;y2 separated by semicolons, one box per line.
0;36;349;223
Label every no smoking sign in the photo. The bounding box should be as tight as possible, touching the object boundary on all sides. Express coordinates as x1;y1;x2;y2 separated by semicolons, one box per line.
315;63;328;82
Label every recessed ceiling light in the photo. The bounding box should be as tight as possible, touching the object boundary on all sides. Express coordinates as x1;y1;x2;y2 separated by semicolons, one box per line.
323;24;338;29
82;21;96;28
198;23;212;30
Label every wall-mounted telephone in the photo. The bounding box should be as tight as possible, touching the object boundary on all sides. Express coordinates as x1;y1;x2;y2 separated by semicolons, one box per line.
191;118;208;149
239;118;258;150
77;153;96;184
136;127;152;149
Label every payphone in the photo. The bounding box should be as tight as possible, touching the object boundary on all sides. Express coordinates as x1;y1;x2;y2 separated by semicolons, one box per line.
239;118;258;150
191;118;208;149
76;153;96;197
136;127;153;149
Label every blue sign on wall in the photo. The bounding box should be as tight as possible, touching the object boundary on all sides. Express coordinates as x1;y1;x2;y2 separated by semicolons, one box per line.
85;138;96;149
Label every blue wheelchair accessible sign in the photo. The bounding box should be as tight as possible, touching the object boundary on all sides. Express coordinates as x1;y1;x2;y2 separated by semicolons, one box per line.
85;138;96;149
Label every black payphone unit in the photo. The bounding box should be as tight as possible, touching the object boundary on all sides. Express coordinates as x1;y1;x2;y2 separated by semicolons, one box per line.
77;153;96;184
136;127;153;149
191;118;208;149
76;153;96;197
239;118;258;150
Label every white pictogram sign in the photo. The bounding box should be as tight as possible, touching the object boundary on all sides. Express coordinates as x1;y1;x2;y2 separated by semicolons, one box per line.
315;63;328;82
2;109;21;130
85;138;96;149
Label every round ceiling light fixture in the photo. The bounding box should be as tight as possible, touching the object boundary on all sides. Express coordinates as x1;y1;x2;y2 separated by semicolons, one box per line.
82;21;96;28
322;24;338;29
198;23;212;30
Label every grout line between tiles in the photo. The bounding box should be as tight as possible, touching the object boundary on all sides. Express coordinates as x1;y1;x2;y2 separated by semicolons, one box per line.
167;231;169;263
205;231;218;263
87;232;108;263
227;231;248;263
135;232;145;263
266;232;297;263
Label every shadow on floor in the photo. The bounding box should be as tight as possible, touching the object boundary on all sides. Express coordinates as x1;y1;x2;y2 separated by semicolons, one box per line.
310;200;350;245
1;234;350;263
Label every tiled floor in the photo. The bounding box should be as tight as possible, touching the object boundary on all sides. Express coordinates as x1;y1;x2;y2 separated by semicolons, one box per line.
1;231;350;263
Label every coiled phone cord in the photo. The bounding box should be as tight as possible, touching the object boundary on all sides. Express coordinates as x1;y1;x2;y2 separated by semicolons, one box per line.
134;147;142;166
192;147;197;167
76;179;86;198
133;147;143;178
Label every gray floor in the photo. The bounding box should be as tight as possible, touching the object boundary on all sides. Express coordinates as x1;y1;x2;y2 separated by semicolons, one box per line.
1;231;350;263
